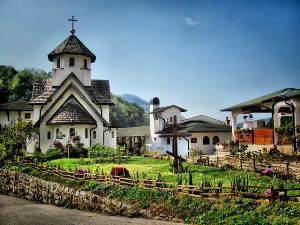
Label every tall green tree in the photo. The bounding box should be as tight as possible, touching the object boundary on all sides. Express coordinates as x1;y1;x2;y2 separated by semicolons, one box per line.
9;68;50;101
0;65;18;103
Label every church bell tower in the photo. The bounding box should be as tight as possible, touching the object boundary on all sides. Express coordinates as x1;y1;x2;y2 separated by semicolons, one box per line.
47;16;96;87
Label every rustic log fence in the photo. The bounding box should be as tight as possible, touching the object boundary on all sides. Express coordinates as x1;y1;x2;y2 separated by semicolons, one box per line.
196;155;300;181
14;162;300;202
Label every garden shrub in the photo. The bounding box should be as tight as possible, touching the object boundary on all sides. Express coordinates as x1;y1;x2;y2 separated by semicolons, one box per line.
110;167;130;178
0;144;7;166
45;148;64;160
0;120;35;162
88;144;125;162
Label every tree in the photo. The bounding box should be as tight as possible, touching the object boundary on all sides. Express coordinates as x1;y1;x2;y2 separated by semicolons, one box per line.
0;120;37;164
0;65;18;103
9;68;50;101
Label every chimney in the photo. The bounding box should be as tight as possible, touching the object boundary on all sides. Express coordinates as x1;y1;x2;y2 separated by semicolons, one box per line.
149;97;160;113
149;97;160;143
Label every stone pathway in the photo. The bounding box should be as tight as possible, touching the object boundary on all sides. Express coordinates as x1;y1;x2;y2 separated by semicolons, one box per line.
0;194;184;225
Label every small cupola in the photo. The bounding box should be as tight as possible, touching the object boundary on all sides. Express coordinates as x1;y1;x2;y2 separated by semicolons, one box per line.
48;16;96;87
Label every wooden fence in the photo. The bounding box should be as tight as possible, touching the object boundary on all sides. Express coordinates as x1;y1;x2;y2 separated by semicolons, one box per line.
197;155;300;181
16;162;300;202
235;129;273;145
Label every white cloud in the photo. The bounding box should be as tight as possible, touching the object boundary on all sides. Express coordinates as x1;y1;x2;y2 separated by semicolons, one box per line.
184;16;201;26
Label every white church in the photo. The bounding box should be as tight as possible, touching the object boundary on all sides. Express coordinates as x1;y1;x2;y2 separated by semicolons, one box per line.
0;23;116;152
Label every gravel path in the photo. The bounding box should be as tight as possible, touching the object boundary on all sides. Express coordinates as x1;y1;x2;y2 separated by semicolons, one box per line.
0;194;184;225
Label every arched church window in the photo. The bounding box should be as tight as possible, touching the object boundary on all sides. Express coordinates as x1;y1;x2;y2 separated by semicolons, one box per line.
203;136;210;145
167;137;170;145
112;131;115;138
47;131;51;140
57;58;60;68
69;57;75;67
85;128;88;139
213;136;220;145
70;128;75;137
84;59;87;69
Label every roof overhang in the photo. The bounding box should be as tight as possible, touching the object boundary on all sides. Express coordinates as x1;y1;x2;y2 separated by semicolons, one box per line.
220;88;300;113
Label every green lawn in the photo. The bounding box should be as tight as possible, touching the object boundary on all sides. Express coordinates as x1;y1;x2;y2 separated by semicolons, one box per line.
48;156;300;188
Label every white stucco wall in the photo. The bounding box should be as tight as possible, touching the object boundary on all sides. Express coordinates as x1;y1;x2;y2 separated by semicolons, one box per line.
161;107;182;124
101;105;110;122
0;111;33;125
148;137;189;156
36;86;105;152
104;128;117;148
189;132;232;155
52;54;92;86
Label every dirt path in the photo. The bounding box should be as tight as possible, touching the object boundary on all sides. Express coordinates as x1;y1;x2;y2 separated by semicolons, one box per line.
0;194;184;225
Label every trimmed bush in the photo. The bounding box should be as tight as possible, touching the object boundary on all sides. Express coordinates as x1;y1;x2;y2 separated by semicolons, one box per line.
110;167;130;178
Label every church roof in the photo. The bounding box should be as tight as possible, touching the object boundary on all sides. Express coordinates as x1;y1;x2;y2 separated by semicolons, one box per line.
48;34;96;63
0;100;33;111
47;96;96;125
29;78;113;105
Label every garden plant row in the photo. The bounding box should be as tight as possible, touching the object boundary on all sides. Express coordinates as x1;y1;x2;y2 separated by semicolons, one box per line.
18;161;300;202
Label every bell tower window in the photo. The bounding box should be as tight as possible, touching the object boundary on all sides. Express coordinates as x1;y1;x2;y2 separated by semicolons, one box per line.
83;59;87;69
69;57;75;67
57;58;60;68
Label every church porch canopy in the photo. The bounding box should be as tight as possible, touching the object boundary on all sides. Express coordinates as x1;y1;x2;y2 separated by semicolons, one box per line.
221;88;300;113
220;88;300;145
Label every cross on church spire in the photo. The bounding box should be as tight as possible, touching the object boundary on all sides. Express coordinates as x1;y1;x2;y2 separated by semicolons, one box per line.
68;16;78;34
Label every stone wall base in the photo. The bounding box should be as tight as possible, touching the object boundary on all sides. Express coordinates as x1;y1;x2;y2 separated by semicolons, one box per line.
0;169;155;219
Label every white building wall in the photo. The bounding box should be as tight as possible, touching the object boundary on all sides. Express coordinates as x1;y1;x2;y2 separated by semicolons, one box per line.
0;111;33;125
52;54;91;86
161;107;182;124
148;137;189;156
189;132;232;155
101;105;110;122
37;87;105;152
0;111;8;124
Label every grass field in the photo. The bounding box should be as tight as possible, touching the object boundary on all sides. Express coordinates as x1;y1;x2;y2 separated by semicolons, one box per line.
49;156;300;188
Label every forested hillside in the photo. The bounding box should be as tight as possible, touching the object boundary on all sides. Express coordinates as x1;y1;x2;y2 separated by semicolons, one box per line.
0;65;148;128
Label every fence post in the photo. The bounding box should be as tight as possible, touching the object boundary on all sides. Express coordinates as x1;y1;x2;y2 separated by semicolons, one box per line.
240;157;243;170
286;162;289;174
217;157;219;167
207;157;209;166
253;158;256;172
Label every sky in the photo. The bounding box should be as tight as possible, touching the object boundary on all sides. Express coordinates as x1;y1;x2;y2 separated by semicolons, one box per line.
0;0;299;121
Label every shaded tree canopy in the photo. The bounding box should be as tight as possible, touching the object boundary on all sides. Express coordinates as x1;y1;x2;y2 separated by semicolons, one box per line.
0;66;50;103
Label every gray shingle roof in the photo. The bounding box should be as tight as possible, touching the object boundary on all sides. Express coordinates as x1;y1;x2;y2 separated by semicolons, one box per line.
117;126;150;137
29;78;113;105
47;96;96;125
182;122;232;133
0;100;33;111
181;115;225;126
48;34;96;62
152;105;187;113
156;122;231;135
